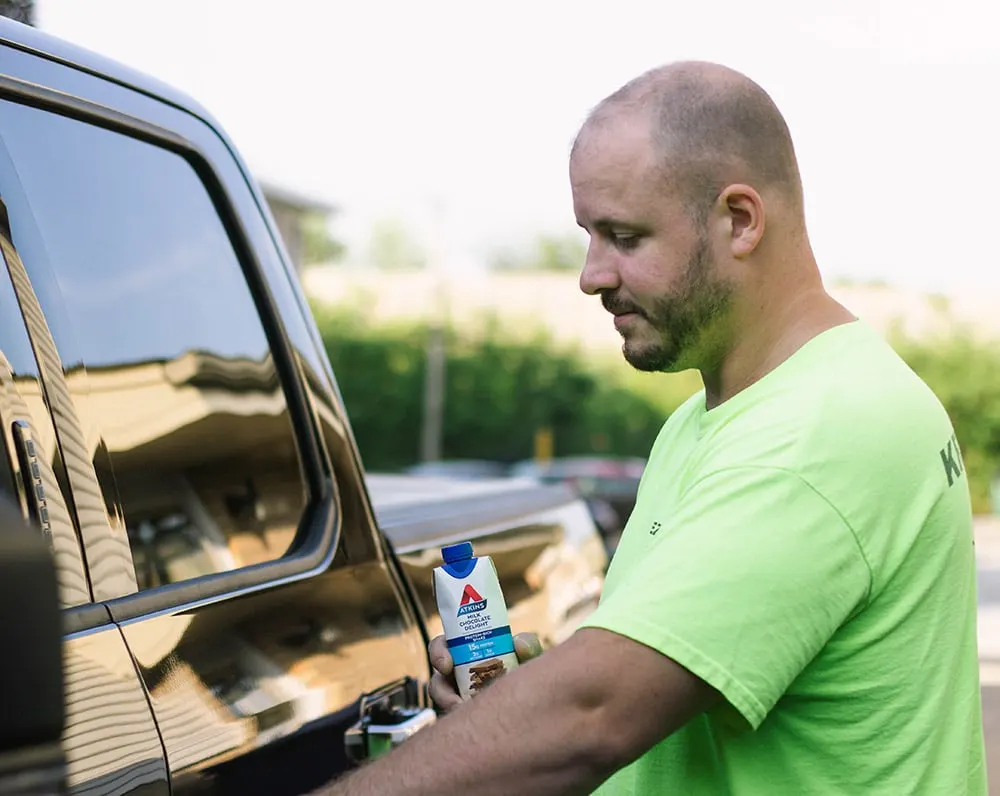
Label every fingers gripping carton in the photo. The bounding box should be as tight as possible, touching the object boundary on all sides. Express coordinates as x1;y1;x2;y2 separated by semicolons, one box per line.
433;541;519;699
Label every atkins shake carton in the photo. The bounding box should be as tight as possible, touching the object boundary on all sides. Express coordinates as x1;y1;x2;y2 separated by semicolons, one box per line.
433;541;519;699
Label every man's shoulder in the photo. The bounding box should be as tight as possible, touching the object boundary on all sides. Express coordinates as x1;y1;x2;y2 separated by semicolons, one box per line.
698;327;955;489
640;324;957;499
801;334;952;463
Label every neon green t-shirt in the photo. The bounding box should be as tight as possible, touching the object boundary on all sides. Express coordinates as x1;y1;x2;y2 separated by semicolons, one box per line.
582;320;986;795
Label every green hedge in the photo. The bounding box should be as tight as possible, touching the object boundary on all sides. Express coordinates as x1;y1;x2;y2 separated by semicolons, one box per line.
890;331;1000;513
313;305;668;472
313;303;1000;513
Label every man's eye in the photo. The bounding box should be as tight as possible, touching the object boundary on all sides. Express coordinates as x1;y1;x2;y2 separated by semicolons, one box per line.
611;232;641;251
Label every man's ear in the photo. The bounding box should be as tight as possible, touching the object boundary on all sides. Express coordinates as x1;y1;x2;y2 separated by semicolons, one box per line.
719;184;765;258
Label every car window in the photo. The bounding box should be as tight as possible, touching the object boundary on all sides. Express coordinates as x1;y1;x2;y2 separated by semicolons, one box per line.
0;200;91;607
0;98;307;594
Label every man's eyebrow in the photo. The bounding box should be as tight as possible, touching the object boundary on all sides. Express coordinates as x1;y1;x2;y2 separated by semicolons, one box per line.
592;217;641;232
576;216;643;233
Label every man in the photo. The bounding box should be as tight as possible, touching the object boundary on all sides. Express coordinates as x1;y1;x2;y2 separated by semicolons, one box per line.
322;60;986;794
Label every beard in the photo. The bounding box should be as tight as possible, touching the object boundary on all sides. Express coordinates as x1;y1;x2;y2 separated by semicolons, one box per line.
602;235;734;373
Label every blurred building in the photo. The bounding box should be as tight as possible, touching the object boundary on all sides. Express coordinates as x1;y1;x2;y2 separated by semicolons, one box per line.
259;180;335;273
0;1;34;26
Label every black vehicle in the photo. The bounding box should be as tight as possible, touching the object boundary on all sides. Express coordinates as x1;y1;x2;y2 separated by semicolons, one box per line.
0;18;607;795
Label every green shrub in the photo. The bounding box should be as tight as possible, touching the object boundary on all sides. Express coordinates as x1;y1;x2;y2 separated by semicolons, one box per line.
312;305;667;471
890;331;1000;513
313;301;1000;514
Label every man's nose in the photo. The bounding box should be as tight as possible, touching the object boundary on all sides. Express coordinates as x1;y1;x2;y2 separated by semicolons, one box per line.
579;242;620;296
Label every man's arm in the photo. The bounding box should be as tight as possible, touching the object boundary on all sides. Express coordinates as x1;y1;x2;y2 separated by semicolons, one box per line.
320;627;719;796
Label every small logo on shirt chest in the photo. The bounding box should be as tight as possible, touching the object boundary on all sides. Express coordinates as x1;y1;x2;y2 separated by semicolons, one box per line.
649;521;662;536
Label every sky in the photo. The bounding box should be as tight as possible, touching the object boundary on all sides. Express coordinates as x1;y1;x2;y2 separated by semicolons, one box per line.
34;0;1000;294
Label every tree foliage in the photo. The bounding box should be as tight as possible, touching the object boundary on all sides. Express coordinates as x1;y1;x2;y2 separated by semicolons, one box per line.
491;233;587;272
367;216;427;271
313;301;1000;514
313;305;665;471
301;212;346;265
0;0;34;25
889;331;1000;513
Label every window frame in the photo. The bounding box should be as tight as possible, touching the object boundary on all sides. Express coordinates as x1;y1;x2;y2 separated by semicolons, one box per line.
0;71;340;626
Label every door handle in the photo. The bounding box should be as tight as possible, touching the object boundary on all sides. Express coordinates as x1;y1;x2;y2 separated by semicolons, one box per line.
11;420;52;539
345;707;436;761
344;677;436;763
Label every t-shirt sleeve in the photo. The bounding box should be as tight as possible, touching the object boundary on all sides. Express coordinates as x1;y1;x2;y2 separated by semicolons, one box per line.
579;465;872;730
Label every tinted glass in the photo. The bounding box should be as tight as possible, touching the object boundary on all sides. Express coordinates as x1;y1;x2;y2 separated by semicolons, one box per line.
0;201;91;606
0;99;306;592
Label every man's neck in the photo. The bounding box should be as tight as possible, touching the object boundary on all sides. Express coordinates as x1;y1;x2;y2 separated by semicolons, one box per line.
701;286;855;411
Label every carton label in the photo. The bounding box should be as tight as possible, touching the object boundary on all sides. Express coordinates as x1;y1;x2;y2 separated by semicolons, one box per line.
447;625;516;666
434;554;519;697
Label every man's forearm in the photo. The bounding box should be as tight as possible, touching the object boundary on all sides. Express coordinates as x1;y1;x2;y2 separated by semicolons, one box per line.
318;641;621;796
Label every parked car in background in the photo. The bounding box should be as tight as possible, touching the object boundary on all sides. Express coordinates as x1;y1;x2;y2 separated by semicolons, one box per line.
0;18;606;795
403;459;511;481
511;456;647;554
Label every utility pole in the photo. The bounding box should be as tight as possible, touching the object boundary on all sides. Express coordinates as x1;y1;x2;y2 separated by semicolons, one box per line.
420;199;450;463
421;321;446;463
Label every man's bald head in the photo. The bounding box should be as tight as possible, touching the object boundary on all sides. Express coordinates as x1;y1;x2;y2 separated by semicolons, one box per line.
574;61;804;224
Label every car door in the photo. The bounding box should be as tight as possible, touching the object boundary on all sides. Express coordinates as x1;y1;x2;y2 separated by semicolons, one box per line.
0;177;169;793
0;40;432;795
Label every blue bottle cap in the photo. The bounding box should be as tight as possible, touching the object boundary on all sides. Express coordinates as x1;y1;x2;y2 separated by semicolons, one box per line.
441;541;474;564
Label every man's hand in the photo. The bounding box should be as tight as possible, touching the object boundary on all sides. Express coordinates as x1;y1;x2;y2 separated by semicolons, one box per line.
320;628;719;796
428;631;544;712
